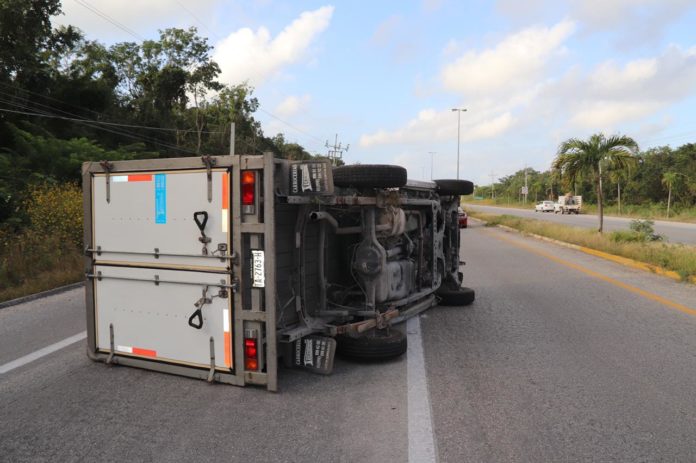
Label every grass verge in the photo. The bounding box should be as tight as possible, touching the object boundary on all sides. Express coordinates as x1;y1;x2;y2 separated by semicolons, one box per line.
469;212;696;283
464;198;696;223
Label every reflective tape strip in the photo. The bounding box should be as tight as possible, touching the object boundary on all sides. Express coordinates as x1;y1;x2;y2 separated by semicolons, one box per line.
222;173;229;209
223;308;230;332
222;173;229;233
112;175;153;182
116;345;157;358
224;332;231;368
128;174;152;182
223;308;231;368
221;209;228;233
133;347;157;357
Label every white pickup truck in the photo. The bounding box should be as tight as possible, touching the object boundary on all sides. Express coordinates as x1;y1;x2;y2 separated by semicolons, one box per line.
554;195;582;214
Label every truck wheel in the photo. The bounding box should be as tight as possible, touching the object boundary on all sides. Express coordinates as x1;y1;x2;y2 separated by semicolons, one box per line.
437;287;475;306
336;328;407;361
333;164;407;188
434;179;474;196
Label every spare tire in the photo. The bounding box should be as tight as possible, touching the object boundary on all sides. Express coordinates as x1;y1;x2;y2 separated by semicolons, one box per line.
336;328;407;361
435;179;474;196
437;287;475;306
333;164;407;188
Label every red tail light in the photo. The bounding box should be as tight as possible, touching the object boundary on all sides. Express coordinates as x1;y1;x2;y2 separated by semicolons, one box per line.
244;337;258;371
241;170;255;206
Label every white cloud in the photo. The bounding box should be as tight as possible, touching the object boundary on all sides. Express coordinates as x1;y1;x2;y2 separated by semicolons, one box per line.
496;0;696;46
274;94;312;117
371;15;403;47
213;6;334;86
563;45;696;129
570;101;662;128
360;108;515;147
441;20;575;96
56;0;221;41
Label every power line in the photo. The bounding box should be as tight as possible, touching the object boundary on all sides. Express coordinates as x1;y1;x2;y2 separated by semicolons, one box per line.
74;0;145;41
257;106;326;146
173;0;222;40
0;96;224;133
0;101;264;156
0;100;200;156
0;105;220;133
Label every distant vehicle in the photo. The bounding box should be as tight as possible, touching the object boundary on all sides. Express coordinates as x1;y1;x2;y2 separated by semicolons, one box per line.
554;195;582;214
458;207;468;228
535;201;554;213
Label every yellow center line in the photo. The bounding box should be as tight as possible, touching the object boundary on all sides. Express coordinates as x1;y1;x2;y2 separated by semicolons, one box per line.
486;229;696;317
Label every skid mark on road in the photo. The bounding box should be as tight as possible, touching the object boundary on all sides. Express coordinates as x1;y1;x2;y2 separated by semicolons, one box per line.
0;331;86;375
489;230;696;316
407;316;437;463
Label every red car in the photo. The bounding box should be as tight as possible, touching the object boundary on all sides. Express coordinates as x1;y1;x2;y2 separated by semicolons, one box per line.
458;207;468;228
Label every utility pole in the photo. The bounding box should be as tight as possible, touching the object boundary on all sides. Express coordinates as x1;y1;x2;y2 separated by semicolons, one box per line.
429;152;436;180
489;171;496;199
451;108;467;179
325;134;349;166
524;164;528;204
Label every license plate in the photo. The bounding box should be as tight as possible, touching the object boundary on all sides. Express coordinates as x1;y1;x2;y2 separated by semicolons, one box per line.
251;250;265;288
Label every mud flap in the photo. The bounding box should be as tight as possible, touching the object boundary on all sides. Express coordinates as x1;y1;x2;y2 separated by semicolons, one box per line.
293;335;336;375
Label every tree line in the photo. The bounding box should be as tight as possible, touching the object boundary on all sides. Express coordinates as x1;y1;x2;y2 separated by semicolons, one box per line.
0;0;320;228
476;141;696;215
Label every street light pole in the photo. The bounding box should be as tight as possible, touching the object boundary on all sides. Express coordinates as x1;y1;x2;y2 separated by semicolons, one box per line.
428;152;436;180
451;108;467;179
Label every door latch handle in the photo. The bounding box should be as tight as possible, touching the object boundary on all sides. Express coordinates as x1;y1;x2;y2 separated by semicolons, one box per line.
193;211;211;254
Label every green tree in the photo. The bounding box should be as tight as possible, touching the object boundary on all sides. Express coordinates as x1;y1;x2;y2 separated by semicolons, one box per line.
662;172;679;218
553;133;638;232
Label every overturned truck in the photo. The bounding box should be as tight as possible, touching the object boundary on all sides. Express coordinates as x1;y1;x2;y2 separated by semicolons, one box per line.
83;153;474;391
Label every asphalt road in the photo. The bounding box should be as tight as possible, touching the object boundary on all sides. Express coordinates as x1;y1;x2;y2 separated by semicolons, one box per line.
2;223;696;462
465;203;696;245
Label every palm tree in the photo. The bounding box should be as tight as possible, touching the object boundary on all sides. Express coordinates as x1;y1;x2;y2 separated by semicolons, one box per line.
662;171;679;218
553;133;638;232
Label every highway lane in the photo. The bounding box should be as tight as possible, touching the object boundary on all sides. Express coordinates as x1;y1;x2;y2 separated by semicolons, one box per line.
2;222;696;462
425;222;696;461
465;203;696;245
0;289;409;462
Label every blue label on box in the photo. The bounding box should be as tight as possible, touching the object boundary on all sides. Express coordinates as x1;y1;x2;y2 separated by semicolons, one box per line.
155;174;166;224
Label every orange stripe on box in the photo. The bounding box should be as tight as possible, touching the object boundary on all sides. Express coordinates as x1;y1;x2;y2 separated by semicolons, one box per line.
224;332;231;368
132;347;157;357
128;174;153;182
222;173;229;209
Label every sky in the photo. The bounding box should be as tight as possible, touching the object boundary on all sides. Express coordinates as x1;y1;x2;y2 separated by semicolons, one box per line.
56;0;696;185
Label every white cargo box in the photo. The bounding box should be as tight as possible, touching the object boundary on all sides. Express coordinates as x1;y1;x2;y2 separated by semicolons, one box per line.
83;155;279;390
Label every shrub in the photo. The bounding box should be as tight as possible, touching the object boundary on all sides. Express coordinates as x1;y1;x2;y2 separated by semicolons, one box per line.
628;219;663;242
26;182;83;248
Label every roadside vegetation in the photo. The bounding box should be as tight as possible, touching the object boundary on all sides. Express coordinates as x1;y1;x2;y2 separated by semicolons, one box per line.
0;1;331;302
0;183;83;301
464;197;696;223
472;141;696;222
470;212;696;283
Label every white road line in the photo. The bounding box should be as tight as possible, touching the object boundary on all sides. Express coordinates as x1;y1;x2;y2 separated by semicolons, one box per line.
0;331;86;375
407;316;437;463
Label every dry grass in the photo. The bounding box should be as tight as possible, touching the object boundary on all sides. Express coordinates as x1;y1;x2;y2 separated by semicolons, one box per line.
469;212;696;282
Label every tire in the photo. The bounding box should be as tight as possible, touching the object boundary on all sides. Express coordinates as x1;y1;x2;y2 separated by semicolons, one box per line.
434;179;474;196
333;164;407;188
336;328;407;361
437;287;475;306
